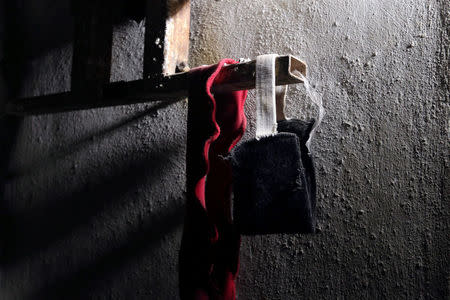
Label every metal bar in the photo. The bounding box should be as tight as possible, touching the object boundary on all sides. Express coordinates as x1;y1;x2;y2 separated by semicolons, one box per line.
6;55;306;115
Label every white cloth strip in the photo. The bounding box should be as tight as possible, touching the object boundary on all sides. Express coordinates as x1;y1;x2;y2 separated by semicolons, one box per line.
255;54;278;138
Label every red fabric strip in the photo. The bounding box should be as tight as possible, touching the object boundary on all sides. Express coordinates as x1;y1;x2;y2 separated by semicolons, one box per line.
180;59;248;300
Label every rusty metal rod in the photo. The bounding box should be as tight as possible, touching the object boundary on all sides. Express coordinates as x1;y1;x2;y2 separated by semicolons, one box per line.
6;55;306;115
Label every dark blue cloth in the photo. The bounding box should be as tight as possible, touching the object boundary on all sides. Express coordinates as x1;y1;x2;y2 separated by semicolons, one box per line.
230;119;316;235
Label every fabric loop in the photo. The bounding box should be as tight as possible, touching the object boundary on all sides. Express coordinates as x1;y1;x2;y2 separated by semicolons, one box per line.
255;54;278;138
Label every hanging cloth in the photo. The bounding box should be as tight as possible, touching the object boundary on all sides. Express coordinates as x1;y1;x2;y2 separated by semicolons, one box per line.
230;54;316;234
179;59;248;300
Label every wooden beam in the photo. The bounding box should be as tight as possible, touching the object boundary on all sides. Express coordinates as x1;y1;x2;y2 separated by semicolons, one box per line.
144;0;190;77
6;56;306;115
212;55;307;94
165;0;191;73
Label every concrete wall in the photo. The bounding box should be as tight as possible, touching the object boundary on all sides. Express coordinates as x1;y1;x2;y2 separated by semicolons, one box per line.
1;0;448;299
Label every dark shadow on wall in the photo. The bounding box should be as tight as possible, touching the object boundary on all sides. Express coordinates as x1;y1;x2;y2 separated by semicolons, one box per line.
6;99;181;181
1;0;146;62
33;205;184;300
0;0;146;105
0;1;186;298
1;145;180;267
1;114;186;298
0;1;25;265
0;116;22;264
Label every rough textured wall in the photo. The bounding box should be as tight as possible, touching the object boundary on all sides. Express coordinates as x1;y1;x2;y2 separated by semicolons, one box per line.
1;0;448;299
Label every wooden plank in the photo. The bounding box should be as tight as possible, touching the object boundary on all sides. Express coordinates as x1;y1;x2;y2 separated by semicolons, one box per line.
144;0;190;77
6;56;306;115
164;0;190;74
211;55;306;93
6;73;190;115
